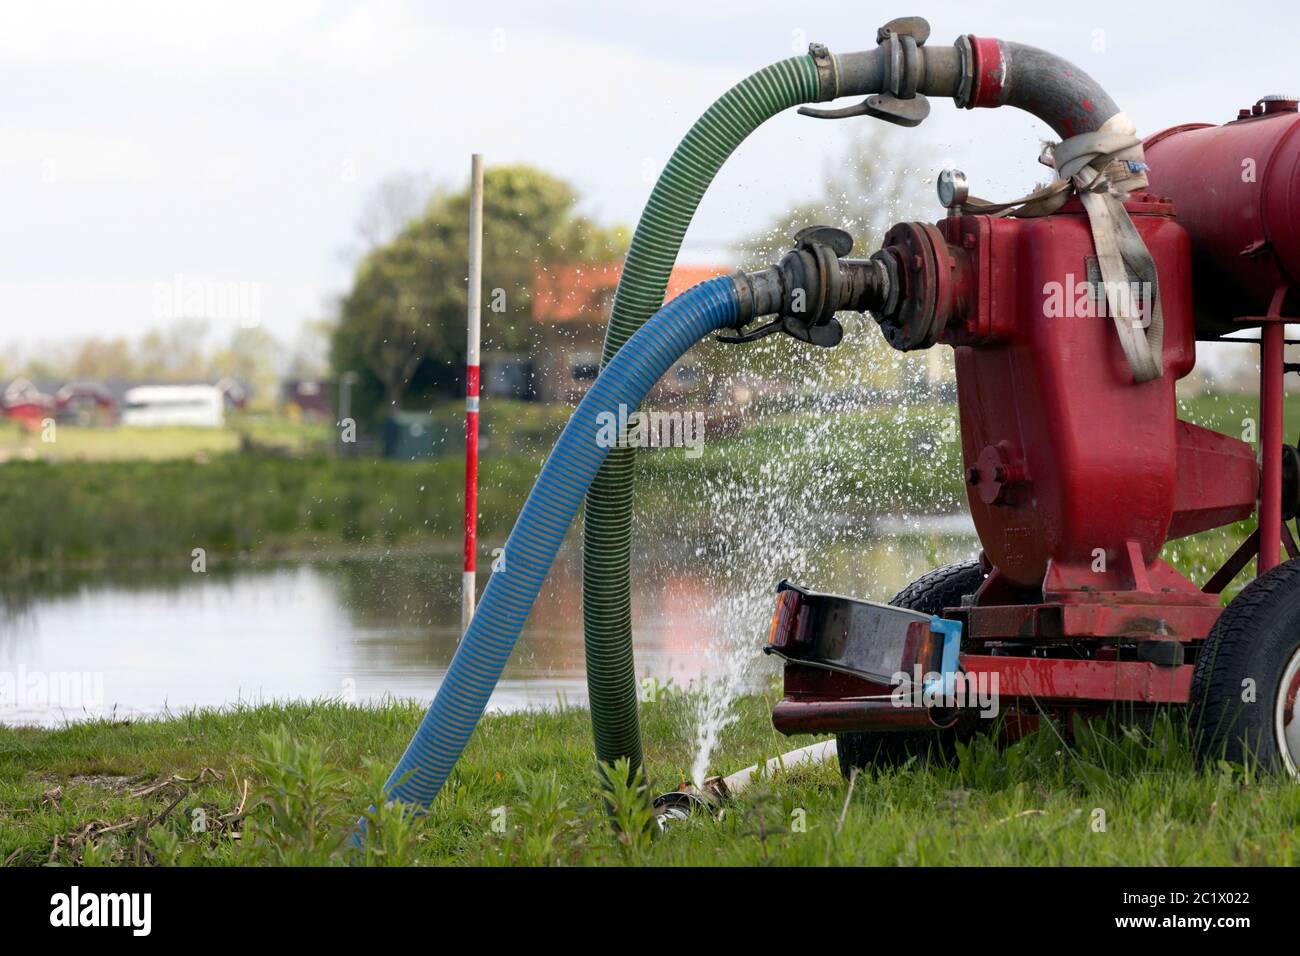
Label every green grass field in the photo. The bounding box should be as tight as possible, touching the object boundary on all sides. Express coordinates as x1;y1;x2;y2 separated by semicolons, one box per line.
0;401;573;465
0;415;336;463
2;693;1296;866
0;401;571;572
0;453;547;573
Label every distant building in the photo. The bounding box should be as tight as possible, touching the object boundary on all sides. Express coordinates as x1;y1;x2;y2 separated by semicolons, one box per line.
530;262;727;403
54;382;116;425
0;378;255;428
281;378;333;421
214;376;250;410
120;385;225;428
2;378;54;430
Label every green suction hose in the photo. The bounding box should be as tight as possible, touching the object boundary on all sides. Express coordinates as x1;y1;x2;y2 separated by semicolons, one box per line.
582;54;826;777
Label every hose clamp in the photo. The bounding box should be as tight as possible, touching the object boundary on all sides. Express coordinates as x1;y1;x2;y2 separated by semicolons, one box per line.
963;35;1008;109
953;35;975;109
808;42;839;101
875;16;927;99
729;271;756;325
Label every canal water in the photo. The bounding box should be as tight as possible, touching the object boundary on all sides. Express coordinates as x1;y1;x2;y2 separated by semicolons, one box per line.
0;519;976;726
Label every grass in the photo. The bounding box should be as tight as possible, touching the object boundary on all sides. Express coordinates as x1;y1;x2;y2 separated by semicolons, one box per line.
0;424;245;462
2;692;1297;866
0;454;544;573
0;401;574;465
1;387;1291;866
0;402;962;573
0;415;336;463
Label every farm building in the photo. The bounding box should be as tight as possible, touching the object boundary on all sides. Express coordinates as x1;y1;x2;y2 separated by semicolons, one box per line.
529;263;727;404
2;378;55;431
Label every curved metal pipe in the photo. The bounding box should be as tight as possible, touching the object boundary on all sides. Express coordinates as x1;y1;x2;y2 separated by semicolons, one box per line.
953;37;1121;136
834;33;1124;138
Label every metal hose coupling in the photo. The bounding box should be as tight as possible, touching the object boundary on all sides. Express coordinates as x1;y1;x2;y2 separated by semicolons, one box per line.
720;225;890;347
651;783;723;829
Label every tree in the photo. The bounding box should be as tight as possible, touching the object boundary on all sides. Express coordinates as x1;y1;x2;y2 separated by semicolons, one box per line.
286;318;334;380
209;326;283;407
331;164;627;422
70;337;135;381
133;319;210;381
354;171;433;251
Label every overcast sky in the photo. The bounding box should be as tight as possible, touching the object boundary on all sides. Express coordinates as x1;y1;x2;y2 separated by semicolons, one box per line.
2;0;1297;360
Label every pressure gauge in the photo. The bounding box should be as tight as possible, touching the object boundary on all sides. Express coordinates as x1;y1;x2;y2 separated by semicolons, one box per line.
937;168;969;212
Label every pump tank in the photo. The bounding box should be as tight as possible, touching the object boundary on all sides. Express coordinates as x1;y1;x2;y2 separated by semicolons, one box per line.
1144;96;1300;336
867;193;1260;603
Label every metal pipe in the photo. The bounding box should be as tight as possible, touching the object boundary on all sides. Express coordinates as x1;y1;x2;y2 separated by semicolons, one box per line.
772;698;941;735
652;740;838;826
956;38;1121;137
836;35;1123;138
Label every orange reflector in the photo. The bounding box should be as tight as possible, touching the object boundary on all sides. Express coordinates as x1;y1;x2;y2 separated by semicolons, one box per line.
767;588;804;650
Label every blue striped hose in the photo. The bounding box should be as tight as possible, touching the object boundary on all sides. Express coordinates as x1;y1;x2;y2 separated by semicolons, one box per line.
383;276;740;810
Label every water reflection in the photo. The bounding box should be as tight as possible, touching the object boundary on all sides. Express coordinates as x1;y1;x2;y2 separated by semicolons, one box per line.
0;518;976;726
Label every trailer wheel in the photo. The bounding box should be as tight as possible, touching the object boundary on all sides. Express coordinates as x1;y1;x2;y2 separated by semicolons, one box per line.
1190;557;1300;773
836;560;985;779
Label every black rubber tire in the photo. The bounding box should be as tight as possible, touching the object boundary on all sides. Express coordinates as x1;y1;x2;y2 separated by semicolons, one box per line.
1189;557;1300;772
836;560;985;778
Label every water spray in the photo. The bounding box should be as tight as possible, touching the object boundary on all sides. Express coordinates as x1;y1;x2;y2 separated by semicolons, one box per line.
379;229;881;811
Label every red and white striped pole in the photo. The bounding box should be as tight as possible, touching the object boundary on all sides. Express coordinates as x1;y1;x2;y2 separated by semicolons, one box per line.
462;153;484;632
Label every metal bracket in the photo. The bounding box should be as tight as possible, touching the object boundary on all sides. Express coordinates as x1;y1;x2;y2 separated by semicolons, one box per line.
716;315;843;347
924;616;964;698
762;580;932;686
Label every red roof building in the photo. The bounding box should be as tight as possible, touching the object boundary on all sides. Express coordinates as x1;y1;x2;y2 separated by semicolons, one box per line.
2;378;55;431
530;263;727;403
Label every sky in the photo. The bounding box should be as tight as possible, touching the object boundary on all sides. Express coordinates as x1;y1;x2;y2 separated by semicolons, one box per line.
2;0;1298;362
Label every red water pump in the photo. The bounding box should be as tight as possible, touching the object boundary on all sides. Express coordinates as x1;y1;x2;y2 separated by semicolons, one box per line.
768;23;1300;774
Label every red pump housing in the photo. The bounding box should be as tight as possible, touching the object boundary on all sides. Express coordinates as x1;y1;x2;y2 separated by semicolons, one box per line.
937;198;1257;616
773;185;1266;736
769;32;1300;740
773;110;1300;732
879;193;1263;658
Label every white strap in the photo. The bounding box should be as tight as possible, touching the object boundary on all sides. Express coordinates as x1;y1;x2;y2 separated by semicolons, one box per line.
962;113;1164;383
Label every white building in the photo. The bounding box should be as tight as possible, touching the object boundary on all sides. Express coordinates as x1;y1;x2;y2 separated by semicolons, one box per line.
120;385;224;427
